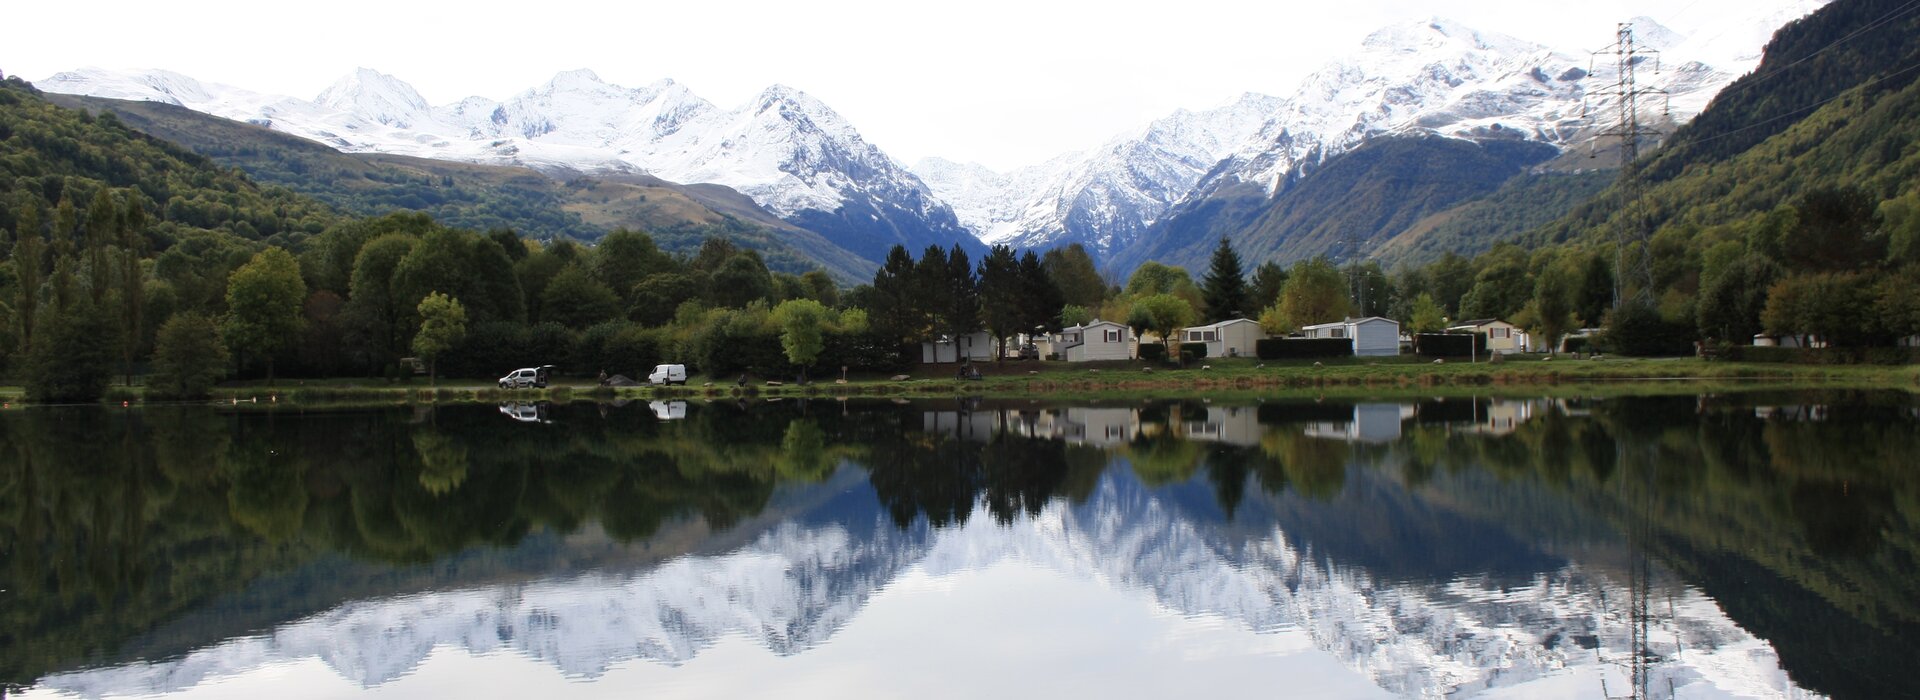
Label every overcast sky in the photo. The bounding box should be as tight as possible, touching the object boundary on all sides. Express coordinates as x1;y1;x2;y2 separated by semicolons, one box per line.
6;0;1812;171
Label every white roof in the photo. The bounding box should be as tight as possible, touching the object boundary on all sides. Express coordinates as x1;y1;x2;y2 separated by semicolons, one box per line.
1063;319;1128;332
1181;318;1262;332
1301;317;1398;330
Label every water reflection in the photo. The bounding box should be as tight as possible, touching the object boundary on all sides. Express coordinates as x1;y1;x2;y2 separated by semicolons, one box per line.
3;392;1917;698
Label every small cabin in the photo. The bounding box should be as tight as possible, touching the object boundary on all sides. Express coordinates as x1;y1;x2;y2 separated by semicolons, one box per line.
1054;320;1134;362
921;331;996;364
1179;318;1268;359
1301;317;1402;357
1448;319;1528;354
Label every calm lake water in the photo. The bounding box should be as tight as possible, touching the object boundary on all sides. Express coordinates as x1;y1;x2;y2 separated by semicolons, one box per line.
3;392;1917;699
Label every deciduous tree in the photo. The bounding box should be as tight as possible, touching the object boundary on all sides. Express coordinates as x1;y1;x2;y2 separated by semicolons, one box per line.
224;248;307;384
412;292;468;386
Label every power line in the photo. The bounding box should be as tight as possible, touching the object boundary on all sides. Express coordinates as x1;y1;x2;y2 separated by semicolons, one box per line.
1683;57;1920;148
1708;0;1920;101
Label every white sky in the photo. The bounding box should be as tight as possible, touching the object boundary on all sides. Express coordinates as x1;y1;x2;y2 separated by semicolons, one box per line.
6;0;1799;171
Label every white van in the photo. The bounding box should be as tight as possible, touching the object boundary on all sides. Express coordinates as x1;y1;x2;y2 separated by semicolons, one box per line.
648;364;688;385
498;365;552;389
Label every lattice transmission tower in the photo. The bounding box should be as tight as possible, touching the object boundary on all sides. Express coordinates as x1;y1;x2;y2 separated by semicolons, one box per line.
1588;23;1670;308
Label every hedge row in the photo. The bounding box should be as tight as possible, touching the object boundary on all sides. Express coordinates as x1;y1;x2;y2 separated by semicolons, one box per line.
1412;333;1485;357
1255;337;1353;359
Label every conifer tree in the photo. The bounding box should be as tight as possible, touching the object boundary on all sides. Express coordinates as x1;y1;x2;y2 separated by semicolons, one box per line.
977;245;1022;359
1200;237;1249;322
943;245;980;341
1018;250;1064;337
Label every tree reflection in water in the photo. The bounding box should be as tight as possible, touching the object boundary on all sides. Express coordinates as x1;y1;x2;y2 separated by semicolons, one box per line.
0;390;1916;698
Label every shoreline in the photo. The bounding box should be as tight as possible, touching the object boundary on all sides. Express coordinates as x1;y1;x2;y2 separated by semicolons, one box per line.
6;357;1915;408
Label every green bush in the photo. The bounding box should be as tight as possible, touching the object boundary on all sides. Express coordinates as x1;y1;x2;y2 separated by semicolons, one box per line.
1138;343;1168;363
1413;333;1485;357
1180;342;1209;359
1602;302;1696;357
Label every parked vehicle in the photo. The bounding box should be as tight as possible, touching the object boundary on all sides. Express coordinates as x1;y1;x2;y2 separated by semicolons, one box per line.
498;365;553;389
1015;343;1039;360
648;364;688;385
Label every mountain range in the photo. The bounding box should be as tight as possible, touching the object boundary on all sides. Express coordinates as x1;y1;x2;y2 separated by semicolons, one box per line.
36;2;1826;276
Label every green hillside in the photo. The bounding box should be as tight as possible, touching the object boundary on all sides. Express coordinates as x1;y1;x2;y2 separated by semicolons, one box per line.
1373;170;1611;266
45;94;874;283
1121;135;1557;272
1;80;334;248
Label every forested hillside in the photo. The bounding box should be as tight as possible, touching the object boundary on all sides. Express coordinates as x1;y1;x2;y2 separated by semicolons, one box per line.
1372;171;1612;266
45;94;876;283
1321;0;1920;358
1121;135;1558;272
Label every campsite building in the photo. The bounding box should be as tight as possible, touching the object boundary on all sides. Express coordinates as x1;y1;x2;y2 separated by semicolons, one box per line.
1179;319;1267;359
1054;320;1134;362
1447;319;1529;354
1300;317;1402;357
920;331;996;364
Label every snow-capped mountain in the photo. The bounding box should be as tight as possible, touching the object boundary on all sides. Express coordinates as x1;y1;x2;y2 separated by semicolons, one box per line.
1181;17;1721;208
34;466;1809;699
36;67;976;263
913;93;1281;257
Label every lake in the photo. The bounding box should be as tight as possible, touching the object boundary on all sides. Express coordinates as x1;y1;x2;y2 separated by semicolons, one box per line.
3;391;1916;699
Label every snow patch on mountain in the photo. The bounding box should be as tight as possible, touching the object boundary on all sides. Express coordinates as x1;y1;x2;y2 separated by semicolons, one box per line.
37;67;969;256
913;93;1281;257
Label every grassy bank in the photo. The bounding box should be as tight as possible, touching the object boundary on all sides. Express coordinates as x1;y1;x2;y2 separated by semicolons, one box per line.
10;354;1913;408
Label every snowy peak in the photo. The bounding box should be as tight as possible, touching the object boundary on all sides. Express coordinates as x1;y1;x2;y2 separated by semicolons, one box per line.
914;90;1283;255
1359;16;1544;56
38;66;975;262
314;68;429;127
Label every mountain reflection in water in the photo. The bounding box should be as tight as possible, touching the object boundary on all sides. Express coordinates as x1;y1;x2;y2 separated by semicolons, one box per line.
3;392;1917;699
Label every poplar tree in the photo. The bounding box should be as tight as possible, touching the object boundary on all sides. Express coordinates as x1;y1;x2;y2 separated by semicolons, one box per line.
11;204;42;353
119;193;148;385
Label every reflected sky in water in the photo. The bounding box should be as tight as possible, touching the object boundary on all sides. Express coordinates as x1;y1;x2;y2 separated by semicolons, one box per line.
5;392;1917;699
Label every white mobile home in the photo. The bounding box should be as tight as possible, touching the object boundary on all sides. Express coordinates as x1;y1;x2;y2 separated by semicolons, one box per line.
1180;318;1268;358
1300;317;1402;357
920;331;995;364
1054;320;1134;362
1448;319;1528;354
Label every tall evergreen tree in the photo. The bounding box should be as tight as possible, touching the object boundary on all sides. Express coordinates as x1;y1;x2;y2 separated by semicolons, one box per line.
943;244;980;340
914;245;951;340
1042;243;1107;308
869;245;920;342
1018;250;1064;337
977;245;1023;359
1200;237;1249;322
1249;261;1287;313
